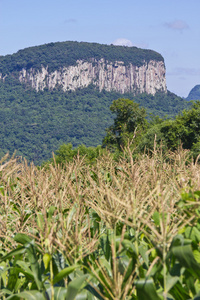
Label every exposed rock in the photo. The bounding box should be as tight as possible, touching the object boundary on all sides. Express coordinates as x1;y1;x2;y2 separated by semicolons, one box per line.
18;58;166;95
0;73;8;82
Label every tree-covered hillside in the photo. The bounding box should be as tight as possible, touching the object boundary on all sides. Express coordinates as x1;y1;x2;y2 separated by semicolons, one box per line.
187;84;200;100
0;41;164;75
0;41;191;164
0;76;190;164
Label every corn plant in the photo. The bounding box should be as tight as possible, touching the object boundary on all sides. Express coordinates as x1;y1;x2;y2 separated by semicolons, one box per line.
1;147;200;299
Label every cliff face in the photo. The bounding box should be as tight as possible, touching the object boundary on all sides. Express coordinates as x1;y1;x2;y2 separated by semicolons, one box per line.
18;58;167;95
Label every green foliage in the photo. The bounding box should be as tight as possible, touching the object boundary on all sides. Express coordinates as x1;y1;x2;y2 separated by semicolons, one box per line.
0;236;88;299
103;98;147;151
0;76;190;165
109;98;147;130
3;148;200;298
138;100;200;158
48;143;105;165
187;85;200;101
133;90;190;119
0;40;192;165
0;41;164;75
0;83;117;164
102;95;191;156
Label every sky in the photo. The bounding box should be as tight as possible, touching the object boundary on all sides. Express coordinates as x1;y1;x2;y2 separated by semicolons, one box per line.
0;0;199;97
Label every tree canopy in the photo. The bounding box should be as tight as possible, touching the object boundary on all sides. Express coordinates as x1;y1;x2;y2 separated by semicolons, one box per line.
102;98;200;160
0;74;190;165
103;98;147;151
0;41;164;75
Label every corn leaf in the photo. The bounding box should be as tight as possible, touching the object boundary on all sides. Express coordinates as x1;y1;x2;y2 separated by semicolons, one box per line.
84;284;104;300
0;247;26;262
46;287;68;300
25;241;44;291
165;274;180;293
6;290;47;300
14;233;33;245
136;278;161;300
65;274;88;300
172;244;200;278
53;264;79;285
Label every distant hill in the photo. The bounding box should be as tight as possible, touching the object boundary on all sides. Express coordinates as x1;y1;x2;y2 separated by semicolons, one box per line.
0;41;164;72
0;41;191;164
187;85;200;101
0;41;166;95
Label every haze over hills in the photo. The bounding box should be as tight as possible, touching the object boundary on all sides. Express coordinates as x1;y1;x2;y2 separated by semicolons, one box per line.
0;41;191;164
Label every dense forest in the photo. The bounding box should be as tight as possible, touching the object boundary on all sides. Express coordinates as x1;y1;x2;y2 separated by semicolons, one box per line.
0;40;194;164
49;97;200;167
0;77;190;164
0;41;164;75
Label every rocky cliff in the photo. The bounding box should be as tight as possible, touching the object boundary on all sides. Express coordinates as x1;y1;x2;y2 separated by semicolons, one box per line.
17;58;166;95
0;41;167;95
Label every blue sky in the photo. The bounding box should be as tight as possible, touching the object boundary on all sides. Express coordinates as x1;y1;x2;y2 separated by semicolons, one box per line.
0;0;199;97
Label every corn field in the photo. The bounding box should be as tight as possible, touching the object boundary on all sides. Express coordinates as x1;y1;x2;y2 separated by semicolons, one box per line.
1;147;200;299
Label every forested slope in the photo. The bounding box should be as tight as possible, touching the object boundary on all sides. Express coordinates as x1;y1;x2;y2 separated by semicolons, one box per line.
187;85;200;100
0;77;190;164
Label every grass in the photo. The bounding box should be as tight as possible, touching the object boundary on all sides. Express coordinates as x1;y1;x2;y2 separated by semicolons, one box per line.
1;147;200;299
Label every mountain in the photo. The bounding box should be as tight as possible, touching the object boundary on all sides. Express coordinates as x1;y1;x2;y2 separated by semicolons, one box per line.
0;41;166;95
187;85;200;101
0;41;190;164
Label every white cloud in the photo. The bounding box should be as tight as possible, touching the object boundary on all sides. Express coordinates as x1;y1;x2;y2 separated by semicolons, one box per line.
112;38;148;49
164;20;189;32
112;38;133;47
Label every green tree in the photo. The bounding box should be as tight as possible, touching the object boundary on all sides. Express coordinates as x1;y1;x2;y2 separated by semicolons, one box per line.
138;101;200;158
102;98;147;151
44;143;105;166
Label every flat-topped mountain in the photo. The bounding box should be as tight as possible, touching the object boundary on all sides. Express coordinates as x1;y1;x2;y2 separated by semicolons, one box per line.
0;41;189;164
0;41;166;95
